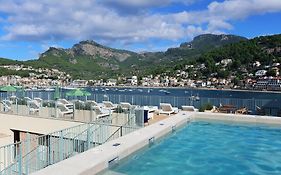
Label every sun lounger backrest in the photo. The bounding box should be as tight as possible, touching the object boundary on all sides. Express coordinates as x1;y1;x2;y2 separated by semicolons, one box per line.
1;100;12;110
182;106;195;111
34;98;43;104
58;99;70;105
24;97;32;101
92;106;102;114
86;100;98;106
160;103;173;111
57;104;69;112
27;100;40;109
3;100;13;107
120;102;131;109
103;101;113;108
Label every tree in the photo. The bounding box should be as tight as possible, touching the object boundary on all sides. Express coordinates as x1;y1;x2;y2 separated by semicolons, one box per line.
266;69;276;77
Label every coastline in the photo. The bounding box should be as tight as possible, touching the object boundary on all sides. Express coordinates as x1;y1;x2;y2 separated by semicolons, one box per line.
89;85;281;94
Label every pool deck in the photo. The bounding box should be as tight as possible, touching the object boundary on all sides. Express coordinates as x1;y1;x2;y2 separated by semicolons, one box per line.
31;111;281;175
0;113;82;147
32;111;192;175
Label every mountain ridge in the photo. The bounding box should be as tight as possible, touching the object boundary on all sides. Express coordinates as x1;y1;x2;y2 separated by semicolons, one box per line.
0;33;267;80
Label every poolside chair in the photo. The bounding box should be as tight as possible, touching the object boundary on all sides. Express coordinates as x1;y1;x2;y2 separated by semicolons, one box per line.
34;97;43;106
158;103;179;116
235;107;248;114
1;100;13;112
27;100;40;115
182;106;199;112
57;99;74;110
119;102;133;111
57;103;74;118
92;105;111;119
24;97;32;102
102;101;117;111
85;100;99;106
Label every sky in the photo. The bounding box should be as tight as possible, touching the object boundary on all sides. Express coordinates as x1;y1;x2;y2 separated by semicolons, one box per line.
0;0;281;60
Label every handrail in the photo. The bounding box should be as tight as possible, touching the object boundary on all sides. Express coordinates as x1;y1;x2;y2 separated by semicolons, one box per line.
104;127;121;143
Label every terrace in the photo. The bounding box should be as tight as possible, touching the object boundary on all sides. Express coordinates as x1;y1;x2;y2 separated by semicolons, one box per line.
32;112;281;175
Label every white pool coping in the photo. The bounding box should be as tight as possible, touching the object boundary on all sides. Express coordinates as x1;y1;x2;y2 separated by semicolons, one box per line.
32;111;281;175
193;112;281;125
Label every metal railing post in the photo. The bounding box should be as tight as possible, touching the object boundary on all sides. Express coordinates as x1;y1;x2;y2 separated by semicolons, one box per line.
18;143;22;175
87;124;91;150
59;131;63;161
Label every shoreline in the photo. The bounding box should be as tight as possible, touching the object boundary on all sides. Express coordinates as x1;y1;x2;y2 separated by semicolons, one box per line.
89;85;281;94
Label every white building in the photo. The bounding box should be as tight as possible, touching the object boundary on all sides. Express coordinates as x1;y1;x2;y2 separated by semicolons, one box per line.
131;76;138;86
221;59;232;67
107;79;117;86
255;70;267;77
254;77;281;91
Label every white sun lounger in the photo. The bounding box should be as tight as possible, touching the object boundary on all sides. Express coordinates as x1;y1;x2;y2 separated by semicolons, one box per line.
57;103;73;117
34;97;43;106
24;97;32;101
119;102;133;111
58;99;74;109
92;106;111;119
158;103;179;116
1;100;13;112
182;105;199;112
102;101;117;110
85;100;99;106
27;100;40;114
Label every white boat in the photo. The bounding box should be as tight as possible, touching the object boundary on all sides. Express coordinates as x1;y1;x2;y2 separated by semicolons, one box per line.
159;89;170;94
62;87;76;90
44;88;55;91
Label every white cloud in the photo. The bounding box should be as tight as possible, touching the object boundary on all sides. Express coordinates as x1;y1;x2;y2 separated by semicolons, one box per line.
0;0;280;49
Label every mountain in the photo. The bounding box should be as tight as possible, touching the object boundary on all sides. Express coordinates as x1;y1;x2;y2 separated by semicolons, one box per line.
0;34;250;79
170;34;281;80
25;40;141;79
163;34;247;61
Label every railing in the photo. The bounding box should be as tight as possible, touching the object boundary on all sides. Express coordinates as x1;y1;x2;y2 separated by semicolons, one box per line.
0;121;140;175
1;91;280;118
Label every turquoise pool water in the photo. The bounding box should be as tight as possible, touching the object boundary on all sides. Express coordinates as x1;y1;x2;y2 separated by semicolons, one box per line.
109;121;281;175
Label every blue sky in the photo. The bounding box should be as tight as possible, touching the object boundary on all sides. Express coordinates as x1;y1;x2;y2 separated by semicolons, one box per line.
0;0;281;60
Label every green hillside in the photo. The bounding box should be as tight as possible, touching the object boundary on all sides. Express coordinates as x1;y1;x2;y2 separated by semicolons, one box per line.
4;33;280;81
168;34;281;80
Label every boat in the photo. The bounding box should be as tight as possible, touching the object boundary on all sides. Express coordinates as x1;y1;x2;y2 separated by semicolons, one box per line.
44;88;55;91
159;89;170;94
62;86;76;90
164;90;171;95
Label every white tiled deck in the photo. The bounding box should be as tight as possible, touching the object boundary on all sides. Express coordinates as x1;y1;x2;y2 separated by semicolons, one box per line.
0;113;82;147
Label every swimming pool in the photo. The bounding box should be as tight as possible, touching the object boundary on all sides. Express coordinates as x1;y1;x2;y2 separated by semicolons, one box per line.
107;121;281;175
